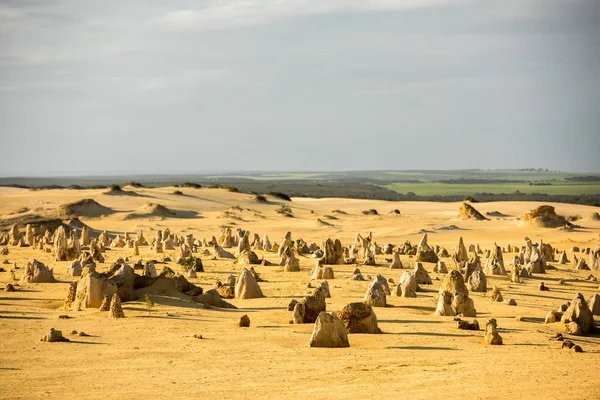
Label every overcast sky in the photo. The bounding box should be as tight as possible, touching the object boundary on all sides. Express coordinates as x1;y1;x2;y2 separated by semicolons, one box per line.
0;0;599;176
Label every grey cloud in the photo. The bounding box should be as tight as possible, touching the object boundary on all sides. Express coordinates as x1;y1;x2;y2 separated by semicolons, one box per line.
0;0;598;175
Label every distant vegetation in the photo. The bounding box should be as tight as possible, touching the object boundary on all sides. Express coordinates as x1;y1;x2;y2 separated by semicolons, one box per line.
209;184;239;192
255;194;268;203
565;176;600;182
2;170;600;206
174;182;202;189
276;205;293;216
107;184;123;192
362;209;379;215
268;192;292;201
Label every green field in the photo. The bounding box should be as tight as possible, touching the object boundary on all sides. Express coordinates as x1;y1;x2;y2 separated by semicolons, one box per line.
1;169;599;202
383;182;600;196
204;169;598;183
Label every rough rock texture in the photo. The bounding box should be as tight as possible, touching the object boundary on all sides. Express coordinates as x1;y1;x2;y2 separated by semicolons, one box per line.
545;310;563;324
20;260;55;283
490;286;504;302
283;252;300;272
108;294;124;319
526;246;546;274
40;328;70;343
483;319;503;345
336;302;382;334
558;251;569;264
235;250;260;265
434;291;454;316
215;284;235;299
454;237;468;264
416;248;439;263
309;312;350;348
433;261;448;274
310;262;324;280
484;243;506;275
560;293;595;335
452;292;477;317
192;289;237;309
63;282;77;310
456;318;480;331
464;253;482;281
392;271;417;298
108;264;137;302
143;262;158;278
301;287;327;323
374;275;391;295
414;234;438;263
319;281;331;298
523;205;571;228
73;272;117;309
237;232;251;255
8;224;20;246
234;268;264;299
439;270;469;298
539;240;554;262
99;295;111;311
322;267;334;280
468;270;487;292
458;202;488;220
239;315;250;327
591;245;600;271
590;293;600;316
53;226;80;261
413;262;432;285
322;238;344;265
389;252;402;269
363;281;386;307
292;303;305;324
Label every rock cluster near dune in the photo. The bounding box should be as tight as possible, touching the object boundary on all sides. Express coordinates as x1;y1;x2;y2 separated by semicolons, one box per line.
523;205;571;228
458;202;488;221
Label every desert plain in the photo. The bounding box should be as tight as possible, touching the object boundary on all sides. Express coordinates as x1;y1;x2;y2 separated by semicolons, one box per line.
0;185;599;400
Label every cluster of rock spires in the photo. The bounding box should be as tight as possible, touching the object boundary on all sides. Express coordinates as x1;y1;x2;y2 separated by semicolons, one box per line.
4;216;599;348
522;205;572;228
458;202;488;221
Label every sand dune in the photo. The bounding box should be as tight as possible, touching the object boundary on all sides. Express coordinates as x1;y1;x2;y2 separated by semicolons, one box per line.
122;202;176;220
57;198;113;218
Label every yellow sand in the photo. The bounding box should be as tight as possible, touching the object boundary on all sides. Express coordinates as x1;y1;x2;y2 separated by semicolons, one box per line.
0;186;599;400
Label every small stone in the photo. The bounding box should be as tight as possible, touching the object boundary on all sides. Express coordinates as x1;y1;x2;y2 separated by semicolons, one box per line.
40;328;70;342
239;314;250;327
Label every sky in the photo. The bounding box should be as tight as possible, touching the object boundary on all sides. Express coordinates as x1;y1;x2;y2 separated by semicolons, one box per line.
0;0;599;176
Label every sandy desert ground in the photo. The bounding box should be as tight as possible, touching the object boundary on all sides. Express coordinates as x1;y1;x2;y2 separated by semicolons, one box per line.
0;186;599;400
